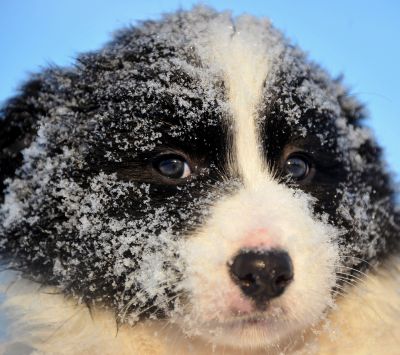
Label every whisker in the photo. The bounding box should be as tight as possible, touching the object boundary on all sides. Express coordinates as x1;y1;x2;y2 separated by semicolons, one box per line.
121;291;183;323
42;307;84;343
336;272;368;286
119;276;181;318
340;265;377;282
342;255;377;269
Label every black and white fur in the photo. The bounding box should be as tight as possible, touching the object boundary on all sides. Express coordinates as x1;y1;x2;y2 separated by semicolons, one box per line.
0;7;399;354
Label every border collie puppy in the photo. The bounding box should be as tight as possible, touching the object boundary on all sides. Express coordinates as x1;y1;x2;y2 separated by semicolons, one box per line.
0;6;399;355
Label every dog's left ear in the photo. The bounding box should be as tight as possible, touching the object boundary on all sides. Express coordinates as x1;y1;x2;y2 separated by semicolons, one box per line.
334;79;400;253
334;77;366;125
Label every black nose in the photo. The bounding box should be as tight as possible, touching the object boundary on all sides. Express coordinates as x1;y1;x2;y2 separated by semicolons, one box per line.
229;249;294;304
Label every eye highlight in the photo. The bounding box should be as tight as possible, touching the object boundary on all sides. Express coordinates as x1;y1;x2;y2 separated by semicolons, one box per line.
284;155;311;181
154;155;191;179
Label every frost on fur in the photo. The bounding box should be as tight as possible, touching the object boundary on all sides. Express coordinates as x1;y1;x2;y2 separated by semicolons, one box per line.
0;6;399;352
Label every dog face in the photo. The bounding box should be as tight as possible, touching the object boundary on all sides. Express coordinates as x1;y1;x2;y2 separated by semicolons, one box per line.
0;7;398;349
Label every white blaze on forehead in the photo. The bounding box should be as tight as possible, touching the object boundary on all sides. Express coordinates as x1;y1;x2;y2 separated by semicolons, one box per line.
195;14;272;185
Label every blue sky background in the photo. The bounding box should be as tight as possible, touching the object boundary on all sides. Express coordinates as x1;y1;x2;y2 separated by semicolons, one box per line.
0;0;399;179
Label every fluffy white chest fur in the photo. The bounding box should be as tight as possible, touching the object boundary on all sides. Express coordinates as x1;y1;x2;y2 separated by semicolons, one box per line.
1;256;399;355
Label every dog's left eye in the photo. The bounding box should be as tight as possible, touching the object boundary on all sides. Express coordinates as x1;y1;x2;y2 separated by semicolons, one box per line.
155;155;191;179
284;155;311;181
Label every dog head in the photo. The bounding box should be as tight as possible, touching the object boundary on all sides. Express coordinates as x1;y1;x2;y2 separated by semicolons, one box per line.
0;7;398;349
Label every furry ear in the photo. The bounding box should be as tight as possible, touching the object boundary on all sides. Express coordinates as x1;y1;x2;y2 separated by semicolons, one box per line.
334;76;366;124
0;78;43;203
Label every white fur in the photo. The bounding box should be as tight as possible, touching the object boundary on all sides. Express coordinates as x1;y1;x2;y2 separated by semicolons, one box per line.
197;15;271;183
179;180;339;347
1;257;399;354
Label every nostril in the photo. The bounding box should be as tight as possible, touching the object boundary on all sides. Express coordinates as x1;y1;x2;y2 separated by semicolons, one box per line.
273;269;293;293
275;273;292;288
239;273;257;288
228;249;293;303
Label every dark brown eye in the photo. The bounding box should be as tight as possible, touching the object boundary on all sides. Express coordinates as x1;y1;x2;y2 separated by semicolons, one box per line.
154;155;191;179
285;155;310;181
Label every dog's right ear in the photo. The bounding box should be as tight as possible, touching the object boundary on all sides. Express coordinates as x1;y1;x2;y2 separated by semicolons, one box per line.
0;78;44;203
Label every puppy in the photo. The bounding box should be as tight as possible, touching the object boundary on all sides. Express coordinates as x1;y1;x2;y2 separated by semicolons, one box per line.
0;6;399;355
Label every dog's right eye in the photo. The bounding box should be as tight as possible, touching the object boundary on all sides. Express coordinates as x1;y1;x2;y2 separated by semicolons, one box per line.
154;155;191;179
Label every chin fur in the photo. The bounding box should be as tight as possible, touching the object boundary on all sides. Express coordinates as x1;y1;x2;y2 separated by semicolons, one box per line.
1;257;400;354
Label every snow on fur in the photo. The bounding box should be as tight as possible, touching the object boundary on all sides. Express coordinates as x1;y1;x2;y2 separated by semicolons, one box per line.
0;5;399;353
